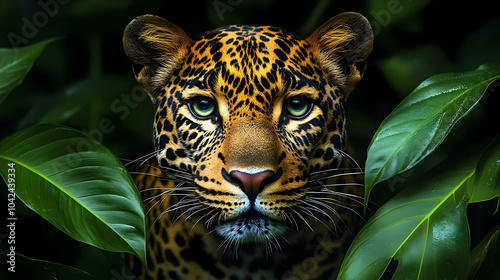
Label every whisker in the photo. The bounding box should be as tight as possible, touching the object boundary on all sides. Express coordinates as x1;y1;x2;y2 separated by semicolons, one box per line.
300;200;337;227
312;183;366;205
310;171;364;182
166;199;199;214
289;208;314;232
144;189;174;216
281;211;299;231
205;212;221;229
121;150;158;167
158;165;194;177
306;199;349;235
307;195;366;223
140;187;197;195
170;201;201;225
296;205;332;233
316;182;364;188
309;168;340;176
184;205;209;224
192;208;218;231
338;149;363;174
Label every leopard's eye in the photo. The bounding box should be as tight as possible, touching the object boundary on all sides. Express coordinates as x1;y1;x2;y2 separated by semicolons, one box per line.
189;97;216;119
285;97;312;119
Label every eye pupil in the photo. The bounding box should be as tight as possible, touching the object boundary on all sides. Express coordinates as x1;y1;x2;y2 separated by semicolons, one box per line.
191;97;215;118
290;99;304;110
286;97;311;118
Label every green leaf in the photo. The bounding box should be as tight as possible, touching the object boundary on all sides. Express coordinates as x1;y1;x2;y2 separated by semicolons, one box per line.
0;38;57;105
0;124;146;266
467;135;500;210
365;64;500;203
339;161;474;280
468;222;500;279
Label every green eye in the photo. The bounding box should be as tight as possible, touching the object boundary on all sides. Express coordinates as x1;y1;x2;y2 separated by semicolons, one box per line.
190;97;216;119
286;97;312;118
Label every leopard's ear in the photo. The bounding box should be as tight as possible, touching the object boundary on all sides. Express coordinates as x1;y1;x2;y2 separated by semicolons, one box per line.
307;12;373;95
123;15;192;97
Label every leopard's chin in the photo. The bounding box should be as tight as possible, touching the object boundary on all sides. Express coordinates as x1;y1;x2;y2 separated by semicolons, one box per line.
215;212;287;243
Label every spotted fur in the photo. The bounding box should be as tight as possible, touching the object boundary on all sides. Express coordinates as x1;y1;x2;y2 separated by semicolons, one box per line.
123;12;373;279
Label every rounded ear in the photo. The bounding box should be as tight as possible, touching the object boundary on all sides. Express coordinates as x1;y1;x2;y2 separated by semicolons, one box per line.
307;12;374;95
123;15;192;97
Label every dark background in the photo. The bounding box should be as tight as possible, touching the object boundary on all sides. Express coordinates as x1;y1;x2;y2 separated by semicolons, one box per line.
1;0;499;279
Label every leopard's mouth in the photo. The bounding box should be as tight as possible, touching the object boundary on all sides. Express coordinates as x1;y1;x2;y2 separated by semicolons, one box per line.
215;211;287;243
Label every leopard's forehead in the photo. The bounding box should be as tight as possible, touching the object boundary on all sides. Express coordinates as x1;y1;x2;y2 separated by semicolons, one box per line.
169;25;327;118
196;24;304;66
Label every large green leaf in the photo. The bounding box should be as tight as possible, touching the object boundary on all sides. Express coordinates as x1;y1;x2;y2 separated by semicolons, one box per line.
0;39;57;105
0;124;146;266
465;135;500;278
339;161;474;280
365;64;500;203
341;135;500;279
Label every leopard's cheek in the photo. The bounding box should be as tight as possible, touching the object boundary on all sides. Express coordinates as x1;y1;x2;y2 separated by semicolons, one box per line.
308;93;346;172
153;96;200;173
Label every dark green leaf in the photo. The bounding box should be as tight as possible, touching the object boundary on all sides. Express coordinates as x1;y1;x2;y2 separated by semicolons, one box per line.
339;162;473;280
0;39;57;105
469;222;500;279
365;64;500;204
0;124;146;266
467;135;500;210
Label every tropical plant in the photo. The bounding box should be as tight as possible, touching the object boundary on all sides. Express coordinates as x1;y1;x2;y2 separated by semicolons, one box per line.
339;64;500;279
0;40;145;279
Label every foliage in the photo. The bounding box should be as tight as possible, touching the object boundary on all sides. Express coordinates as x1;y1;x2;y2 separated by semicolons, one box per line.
364;65;500;202
0;1;499;279
0;39;56;104
0;39;146;278
338;64;500;278
0;124;146;265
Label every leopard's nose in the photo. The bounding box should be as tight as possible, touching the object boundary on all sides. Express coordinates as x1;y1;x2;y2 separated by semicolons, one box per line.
229;170;275;203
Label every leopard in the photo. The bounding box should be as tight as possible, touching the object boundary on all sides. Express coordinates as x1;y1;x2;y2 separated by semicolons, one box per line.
122;12;373;280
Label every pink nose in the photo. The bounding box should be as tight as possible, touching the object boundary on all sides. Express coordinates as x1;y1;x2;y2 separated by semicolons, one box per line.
229;170;275;202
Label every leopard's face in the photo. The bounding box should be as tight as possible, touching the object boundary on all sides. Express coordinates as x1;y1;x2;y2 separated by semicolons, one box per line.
124;13;373;244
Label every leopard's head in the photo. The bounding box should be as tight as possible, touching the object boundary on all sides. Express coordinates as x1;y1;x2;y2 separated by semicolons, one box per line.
123;13;373;244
